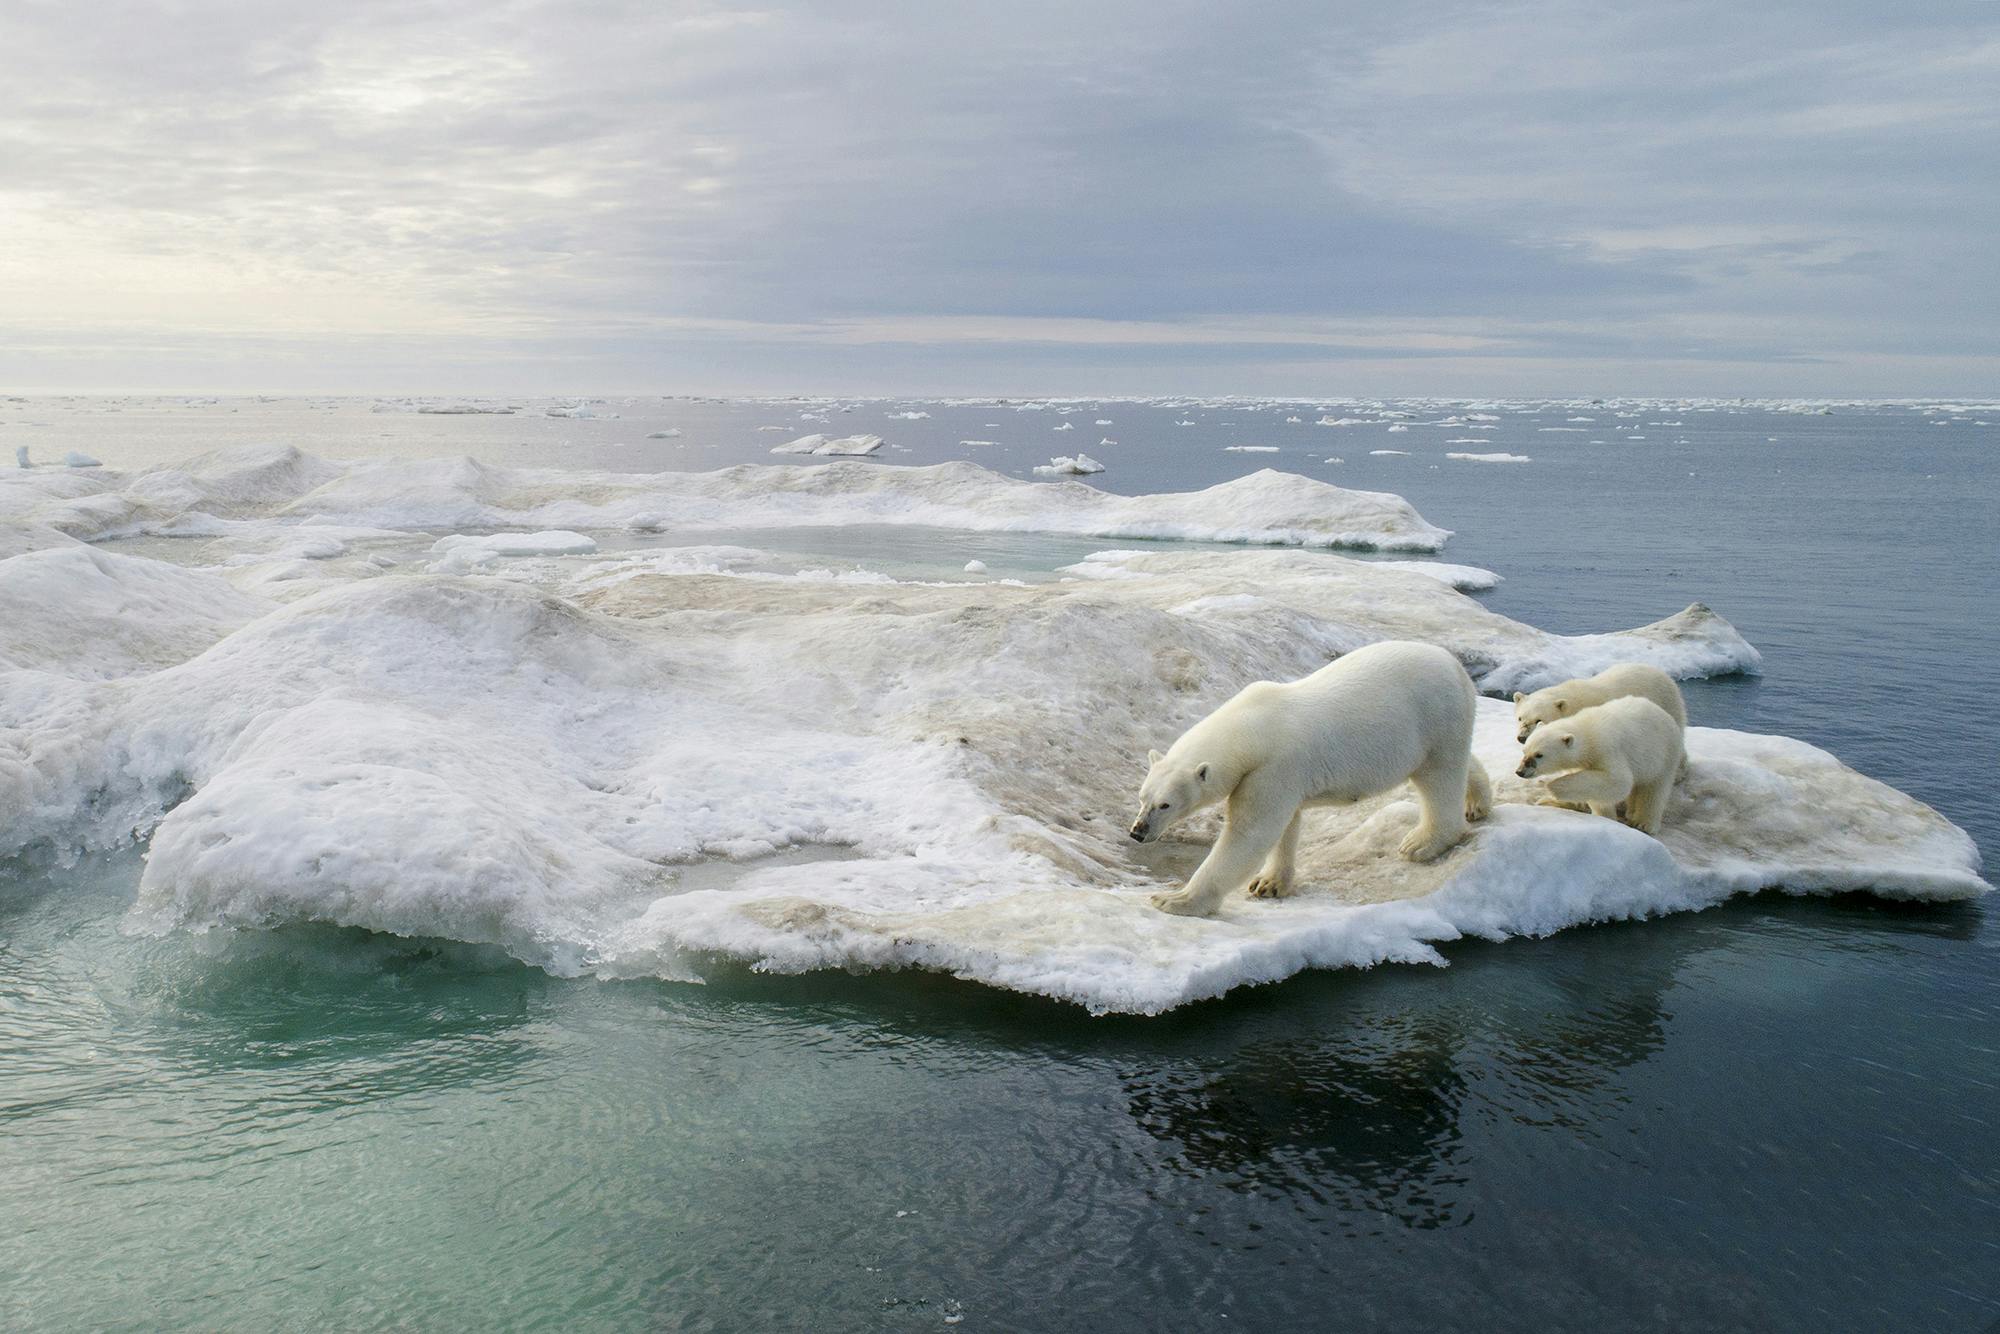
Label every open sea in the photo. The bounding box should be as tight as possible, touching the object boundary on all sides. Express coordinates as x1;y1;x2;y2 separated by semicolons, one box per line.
3;395;1995;1331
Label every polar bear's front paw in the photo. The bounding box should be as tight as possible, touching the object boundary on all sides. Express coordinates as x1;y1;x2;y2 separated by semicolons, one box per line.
1150;888;1215;917
1246;874;1293;899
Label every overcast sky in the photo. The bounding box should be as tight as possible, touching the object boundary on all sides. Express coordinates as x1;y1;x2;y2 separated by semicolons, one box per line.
4;0;1996;396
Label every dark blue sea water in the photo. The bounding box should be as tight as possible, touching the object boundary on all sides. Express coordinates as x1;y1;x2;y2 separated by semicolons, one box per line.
2;396;1995;1330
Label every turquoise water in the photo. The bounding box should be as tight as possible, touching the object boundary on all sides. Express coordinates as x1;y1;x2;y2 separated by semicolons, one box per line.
3;398;1995;1330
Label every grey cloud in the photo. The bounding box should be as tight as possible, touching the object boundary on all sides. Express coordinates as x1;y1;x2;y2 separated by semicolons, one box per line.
0;0;1993;392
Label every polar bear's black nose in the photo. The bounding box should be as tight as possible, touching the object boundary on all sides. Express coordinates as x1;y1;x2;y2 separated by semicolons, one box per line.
1515;764;1530;778
1129;824;1146;841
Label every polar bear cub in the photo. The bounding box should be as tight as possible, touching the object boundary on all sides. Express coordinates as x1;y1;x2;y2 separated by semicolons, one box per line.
1516;696;1684;835
1512;662;1687;744
1132;640;1492;917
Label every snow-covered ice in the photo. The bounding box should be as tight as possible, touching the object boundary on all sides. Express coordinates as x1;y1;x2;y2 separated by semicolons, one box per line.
430;531;599;572
0;447;1453;552
0;444;1981;1015
1447;452;1532;464
770;433;886;457
1034;454;1105;476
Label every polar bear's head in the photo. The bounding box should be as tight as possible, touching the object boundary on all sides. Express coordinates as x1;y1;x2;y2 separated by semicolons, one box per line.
1129;749;1213;843
1515;724;1579;779
1513;688;1579;743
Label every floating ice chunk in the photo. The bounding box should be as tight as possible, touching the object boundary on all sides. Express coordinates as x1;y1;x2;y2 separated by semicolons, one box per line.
1538;427;1587;433
1317;416;1368;426
958;440;998;447
1095;419;1113;426
963;560;988;573
546;404;617;419
1447;452;1531;463
1053;422;1075;432
1176;419;1195;426
1285;416;1302;423
1224;445;1279;453
1370;449;1409;456
1445;437;1491;444
887;411;931;420
646;430;682;439
1567;416;1595;422
64;452;101;468
430;531;598;572
1386;424;1408;433
1098;438;1117;446
770;433;886;456
1034;453;1105;476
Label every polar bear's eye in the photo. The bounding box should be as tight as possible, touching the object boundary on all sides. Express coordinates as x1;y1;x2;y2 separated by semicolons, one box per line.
1157;802;1170;811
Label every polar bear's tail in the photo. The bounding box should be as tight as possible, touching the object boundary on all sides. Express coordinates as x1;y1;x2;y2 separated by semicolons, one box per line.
1465;755;1493;822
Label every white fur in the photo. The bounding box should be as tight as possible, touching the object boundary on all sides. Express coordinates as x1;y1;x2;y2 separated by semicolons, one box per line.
1132;640;1492;917
1514;661;1688;782
1513;662;1687;741
1517;696;1684;835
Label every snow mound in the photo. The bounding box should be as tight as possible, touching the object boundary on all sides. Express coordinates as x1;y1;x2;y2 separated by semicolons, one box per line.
0;545;270;677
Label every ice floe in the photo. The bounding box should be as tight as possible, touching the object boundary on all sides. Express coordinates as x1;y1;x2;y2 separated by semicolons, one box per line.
0;445;1980;1015
0;447;1451;552
1447;452;1532;464
1034;454;1105;476
770;433;886;457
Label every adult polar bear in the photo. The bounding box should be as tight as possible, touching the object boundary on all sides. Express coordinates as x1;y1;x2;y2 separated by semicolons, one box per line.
1131;640;1492;917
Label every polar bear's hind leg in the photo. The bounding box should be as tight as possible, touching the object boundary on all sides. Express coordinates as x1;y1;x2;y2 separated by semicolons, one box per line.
1464;756;1492;822
1624;780;1669;834
1400;754;1472;862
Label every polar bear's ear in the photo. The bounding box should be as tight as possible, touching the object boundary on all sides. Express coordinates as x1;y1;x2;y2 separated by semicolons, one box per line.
1195;763;1209;782
1512;692;1525;704
1560;733;1575;748
1147;749;1164;768
1554;699;1569;713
